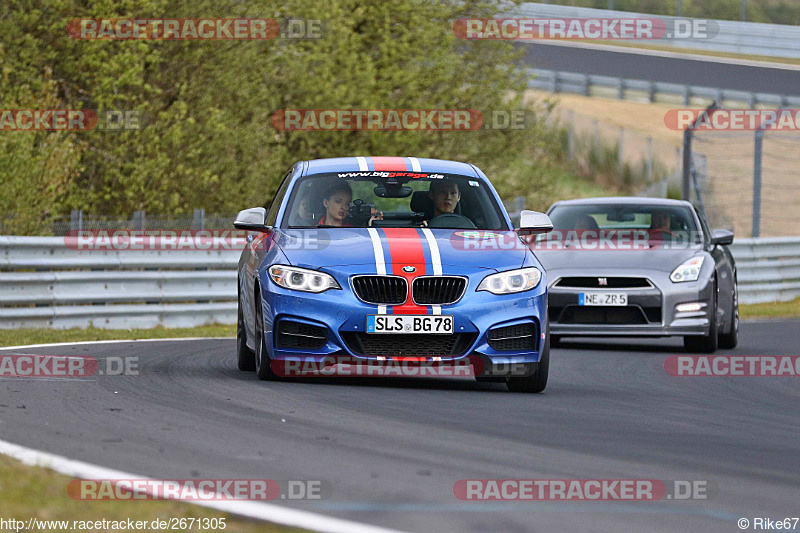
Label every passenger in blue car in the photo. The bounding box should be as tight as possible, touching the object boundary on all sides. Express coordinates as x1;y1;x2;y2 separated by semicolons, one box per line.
318;182;353;227
316;182;382;227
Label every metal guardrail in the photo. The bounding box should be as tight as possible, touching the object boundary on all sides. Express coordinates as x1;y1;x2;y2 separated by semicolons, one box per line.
729;237;800;304
0;236;239;329
513;3;800;59
527;68;800;108
0;235;796;329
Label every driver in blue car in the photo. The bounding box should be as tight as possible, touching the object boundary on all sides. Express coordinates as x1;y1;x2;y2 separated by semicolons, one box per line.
429;179;461;217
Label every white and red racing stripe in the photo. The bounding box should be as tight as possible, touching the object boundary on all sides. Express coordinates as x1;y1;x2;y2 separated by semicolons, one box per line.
367;227;388;314
421;227;443;315
382;228;428;315
370;156;408;172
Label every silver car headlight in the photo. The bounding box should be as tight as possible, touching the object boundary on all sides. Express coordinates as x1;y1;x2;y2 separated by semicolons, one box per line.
670;256;705;283
477;267;542;294
268;265;340;293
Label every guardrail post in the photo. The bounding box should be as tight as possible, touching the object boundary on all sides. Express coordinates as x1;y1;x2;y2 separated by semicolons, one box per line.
682;129;693;201
69;209;83;232
752;129;763;237
192;208;206;230
683;101;718;201
582;73;590;96
617;78;624;100
133;210;145;231
648;81;656;103
748;92;756;108
567;111;575;161
682;86;690;106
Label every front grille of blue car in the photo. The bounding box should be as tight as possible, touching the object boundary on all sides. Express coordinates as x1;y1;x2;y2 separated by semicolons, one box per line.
341;332;476;357
488;323;538;351
352;276;407;305
412;276;467;305
276;320;328;349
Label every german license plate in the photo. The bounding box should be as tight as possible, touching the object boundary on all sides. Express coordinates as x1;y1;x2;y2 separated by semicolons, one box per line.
366;315;454;334
579;292;628;306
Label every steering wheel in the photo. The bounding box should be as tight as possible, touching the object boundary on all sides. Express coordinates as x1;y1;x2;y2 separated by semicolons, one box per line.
427;213;476;229
649;228;680;238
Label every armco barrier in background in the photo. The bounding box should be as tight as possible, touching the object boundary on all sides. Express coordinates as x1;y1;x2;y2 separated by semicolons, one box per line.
527;68;800;109
1;235;797;329
512;3;800;59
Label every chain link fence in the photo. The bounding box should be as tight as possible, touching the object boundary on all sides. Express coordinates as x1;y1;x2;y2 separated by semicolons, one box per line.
689;131;800;237
0;209;238;236
545;107;682;196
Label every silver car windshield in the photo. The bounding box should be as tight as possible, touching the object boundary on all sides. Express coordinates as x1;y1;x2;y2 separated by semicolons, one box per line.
546;204;702;245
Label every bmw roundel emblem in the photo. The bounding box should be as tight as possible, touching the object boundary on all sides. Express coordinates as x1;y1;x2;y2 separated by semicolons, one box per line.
402;266;416;273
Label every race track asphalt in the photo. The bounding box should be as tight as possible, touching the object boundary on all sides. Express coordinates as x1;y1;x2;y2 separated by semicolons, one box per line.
519;42;800;95
1;319;798;532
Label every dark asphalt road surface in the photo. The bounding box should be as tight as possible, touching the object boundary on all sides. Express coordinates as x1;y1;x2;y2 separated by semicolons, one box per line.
519;43;800;96
2;320;798;532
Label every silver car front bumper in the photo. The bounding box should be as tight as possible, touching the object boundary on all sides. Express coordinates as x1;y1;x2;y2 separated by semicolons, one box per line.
547;269;714;338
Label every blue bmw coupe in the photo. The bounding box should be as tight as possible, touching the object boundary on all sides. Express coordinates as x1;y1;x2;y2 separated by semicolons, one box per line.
234;157;553;392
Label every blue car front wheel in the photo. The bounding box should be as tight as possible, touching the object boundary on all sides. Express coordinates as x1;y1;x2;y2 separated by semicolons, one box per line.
506;326;549;393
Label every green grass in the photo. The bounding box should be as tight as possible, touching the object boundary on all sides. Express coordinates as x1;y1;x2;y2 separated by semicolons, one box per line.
741;297;800;319
0;324;235;348
0;455;304;532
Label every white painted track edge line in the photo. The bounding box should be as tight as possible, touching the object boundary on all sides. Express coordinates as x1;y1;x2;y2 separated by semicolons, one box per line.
0;438;407;533
0;337;236;350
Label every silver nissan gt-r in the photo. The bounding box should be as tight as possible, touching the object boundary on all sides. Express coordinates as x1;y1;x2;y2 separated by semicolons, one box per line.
534;197;738;353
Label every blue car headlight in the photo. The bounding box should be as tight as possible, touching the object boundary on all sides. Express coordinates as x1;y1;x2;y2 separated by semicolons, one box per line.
477;267;542;295
670;256;704;283
268;265;341;293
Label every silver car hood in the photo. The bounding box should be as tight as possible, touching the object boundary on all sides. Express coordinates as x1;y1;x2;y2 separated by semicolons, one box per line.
535;246;703;274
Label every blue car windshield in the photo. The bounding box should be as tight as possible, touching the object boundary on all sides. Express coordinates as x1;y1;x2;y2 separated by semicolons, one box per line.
283;172;509;230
